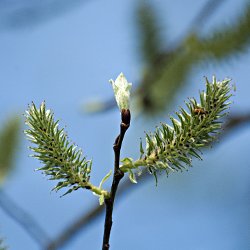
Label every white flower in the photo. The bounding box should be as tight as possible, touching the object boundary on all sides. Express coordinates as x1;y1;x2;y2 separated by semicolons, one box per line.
109;73;132;110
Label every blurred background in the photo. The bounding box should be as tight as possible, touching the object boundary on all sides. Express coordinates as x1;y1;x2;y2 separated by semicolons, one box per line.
0;0;249;249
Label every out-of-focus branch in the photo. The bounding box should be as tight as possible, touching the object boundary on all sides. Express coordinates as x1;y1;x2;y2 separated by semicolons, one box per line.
0;0;92;30
0;116;20;185
85;1;250;116
220;113;250;138
0;189;50;247
136;0;163;65
84;0;228;115
45;204;103;250
136;1;250;115
0;116;50;247
0;237;7;250
45;112;250;250
187;0;227;34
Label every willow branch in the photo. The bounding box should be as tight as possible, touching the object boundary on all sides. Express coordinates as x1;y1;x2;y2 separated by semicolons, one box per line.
44;112;249;250
102;109;130;250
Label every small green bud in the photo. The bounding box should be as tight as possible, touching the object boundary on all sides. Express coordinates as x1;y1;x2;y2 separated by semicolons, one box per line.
109;73;132;111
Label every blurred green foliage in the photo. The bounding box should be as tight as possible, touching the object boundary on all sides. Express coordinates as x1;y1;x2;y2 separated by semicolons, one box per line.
136;0;163;65
0;116;20;185
136;1;250;115
0;238;7;250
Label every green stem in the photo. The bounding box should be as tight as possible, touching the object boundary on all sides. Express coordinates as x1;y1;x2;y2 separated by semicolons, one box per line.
87;183;110;198
72;173;110;198
120;159;147;172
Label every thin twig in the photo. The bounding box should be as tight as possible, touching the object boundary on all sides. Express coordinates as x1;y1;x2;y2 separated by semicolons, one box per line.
102;109;130;250
0;189;50;248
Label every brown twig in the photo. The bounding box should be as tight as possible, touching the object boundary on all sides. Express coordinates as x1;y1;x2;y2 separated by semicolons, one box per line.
102;109;130;250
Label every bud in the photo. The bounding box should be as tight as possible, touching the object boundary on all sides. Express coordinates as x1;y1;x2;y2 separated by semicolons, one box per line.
109;73;132;111
121;109;131;126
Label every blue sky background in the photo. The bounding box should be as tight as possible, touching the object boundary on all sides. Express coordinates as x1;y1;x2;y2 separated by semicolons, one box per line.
0;0;249;249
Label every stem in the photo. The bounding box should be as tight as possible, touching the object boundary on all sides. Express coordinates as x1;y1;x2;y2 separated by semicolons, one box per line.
102;109;130;250
71;174;110;198
120;159;147;172
87;183;110;198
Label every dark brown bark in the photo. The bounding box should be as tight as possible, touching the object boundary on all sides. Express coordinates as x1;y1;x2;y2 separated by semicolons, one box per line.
102;109;130;250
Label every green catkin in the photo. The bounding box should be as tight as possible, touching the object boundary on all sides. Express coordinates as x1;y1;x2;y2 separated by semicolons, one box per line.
120;77;232;181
